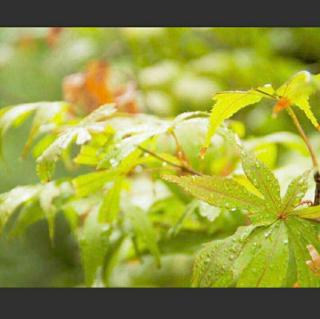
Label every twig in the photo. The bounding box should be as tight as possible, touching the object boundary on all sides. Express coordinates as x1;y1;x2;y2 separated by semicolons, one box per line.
286;107;319;169
254;89;318;168
254;88;279;100
137;146;202;176
170;130;189;165
314;172;320;206
286;107;320;206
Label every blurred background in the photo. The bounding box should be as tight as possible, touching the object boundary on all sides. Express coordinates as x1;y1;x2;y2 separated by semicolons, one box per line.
0;27;320;286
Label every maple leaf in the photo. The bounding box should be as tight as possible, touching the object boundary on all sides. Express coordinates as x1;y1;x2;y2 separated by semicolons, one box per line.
63;60;113;115
63;60;139;116
203;71;320;154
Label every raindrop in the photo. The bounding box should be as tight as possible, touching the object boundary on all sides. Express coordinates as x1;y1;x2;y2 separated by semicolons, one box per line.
110;158;118;167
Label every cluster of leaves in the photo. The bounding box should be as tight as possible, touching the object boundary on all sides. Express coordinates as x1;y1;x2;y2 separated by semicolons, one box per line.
0;70;320;287
0;100;242;286
202;71;320;153
165;135;320;287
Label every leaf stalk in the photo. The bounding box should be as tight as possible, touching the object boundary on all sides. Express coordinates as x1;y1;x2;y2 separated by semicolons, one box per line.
286;107;320;205
137;145;202;176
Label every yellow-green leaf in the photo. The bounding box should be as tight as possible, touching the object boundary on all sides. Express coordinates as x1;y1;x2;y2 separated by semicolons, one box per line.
292;205;320;220
240;148;281;217
98;177;124;223
126;205;161;267
203;85;272;150
192;225;257;287
277;71;319;130
236;222;289;287
39;182;62;242
0;185;41;232
162;174;266;214
79;207;110;286
281;170;310;214
72;170;116;198
36;104;116;182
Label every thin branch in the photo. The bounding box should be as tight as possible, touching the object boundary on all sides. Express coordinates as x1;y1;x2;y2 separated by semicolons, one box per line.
254;88;279;100
286;107;319;169
253;89;316;164
170;130;189;165
137;145;202;176
286;107;320;206
313;172;320;206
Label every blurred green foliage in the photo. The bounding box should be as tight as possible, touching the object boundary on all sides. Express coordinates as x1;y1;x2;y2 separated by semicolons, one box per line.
0;27;320;287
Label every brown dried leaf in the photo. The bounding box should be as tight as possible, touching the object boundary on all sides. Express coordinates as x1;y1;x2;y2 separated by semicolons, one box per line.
47;27;63;47
63;60;139;115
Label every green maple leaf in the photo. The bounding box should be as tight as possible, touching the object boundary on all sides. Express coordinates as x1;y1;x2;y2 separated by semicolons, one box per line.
72;170;116;198
95;111;204;170
240;148;281;216
0;181;73;240
162;174;266;216
203;71;320;154
125;204;161;267
0;185;42;232
98;177;124;223
275;71;319;129
192;215;320;287
203;86;271;150
164;141;320;287
0;102;70;158
78;207;110;286
36;104;116;182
